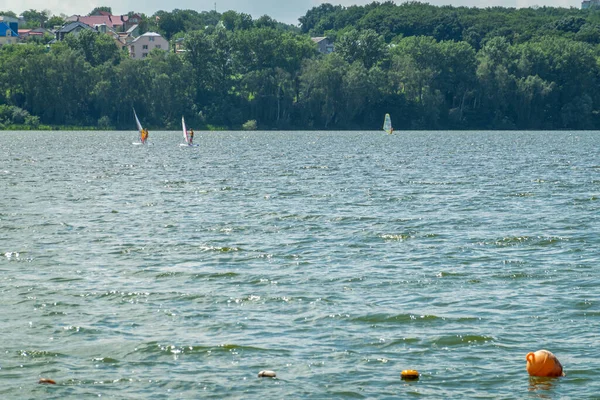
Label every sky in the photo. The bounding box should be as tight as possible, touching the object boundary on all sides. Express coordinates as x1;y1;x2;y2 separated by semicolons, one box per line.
5;0;583;25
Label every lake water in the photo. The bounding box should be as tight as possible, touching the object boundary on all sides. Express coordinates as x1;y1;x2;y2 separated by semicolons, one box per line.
1;130;599;399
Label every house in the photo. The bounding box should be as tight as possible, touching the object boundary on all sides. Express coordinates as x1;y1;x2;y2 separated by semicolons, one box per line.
125;24;140;38
110;30;132;52
129;32;169;59
582;0;600;7
55;21;93;41
19;27;53;41
124;14;142;31
65;13;141;33
311;37;334;54
174;37;186;54
108;33;127;52
0;15;19;45
0;21;19;46
18;28;32;38
33;27;54;36
93;23;126;50
0;15;18;25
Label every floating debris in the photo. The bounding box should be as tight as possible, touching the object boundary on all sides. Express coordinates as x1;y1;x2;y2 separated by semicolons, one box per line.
38;378;56;385
258;370;276;378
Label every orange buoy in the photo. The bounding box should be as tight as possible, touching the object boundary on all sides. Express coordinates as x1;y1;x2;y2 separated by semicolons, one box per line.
526;350;564;377
38;378;56;384
401;369;419;380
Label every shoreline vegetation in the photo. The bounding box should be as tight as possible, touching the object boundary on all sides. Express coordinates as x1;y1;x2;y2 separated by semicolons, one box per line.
3;3;600;131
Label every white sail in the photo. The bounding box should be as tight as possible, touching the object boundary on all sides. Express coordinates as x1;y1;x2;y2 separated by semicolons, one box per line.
132;108;147;145
134;108;143;133
383;113;393;134
182;116;189;144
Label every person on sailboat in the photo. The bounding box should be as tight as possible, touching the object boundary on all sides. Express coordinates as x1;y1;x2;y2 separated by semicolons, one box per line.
141;128;149;144
188;129;194;144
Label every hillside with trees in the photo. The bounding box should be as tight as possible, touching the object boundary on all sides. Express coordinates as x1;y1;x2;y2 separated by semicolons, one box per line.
2;2;600;130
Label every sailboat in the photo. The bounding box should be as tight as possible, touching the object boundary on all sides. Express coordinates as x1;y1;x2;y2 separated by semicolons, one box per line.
383;113;393;134
133;108;148;144
180;116;198;147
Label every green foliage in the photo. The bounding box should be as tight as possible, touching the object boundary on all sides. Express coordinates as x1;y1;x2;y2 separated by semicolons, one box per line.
89;7;112;16
255;15;277;29
21;9;49;28
22;32;54;45
0;105;39;128
98;116;113;129
221;11;253;31
242;120;258;130
46;16;65;29
299;3;343;34
336;28;388;69
65;30;122;67
0;11;17;18
154;9;222;40
2;3;600;131
574;23;600;43
550;16;586;33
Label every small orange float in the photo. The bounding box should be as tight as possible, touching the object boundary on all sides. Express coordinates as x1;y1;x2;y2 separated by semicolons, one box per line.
401;369;419;380
526;350;564;377
38;378;56;384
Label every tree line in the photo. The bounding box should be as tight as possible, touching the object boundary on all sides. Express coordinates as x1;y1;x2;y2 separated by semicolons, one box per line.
2;2;600;130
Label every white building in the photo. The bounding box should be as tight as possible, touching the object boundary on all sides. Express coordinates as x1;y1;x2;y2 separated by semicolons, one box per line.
129;32;169;59
582;0;600;8
311;37;334;54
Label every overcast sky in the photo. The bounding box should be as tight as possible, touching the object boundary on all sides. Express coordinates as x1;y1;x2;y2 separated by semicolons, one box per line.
8;0;583;25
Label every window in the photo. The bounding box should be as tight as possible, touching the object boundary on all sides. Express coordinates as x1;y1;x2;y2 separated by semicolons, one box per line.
142;53;148;58
155;45;161;49
142;44;148;49
149;36;154;42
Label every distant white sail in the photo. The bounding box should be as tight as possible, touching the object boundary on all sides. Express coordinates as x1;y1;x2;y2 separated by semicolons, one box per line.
182;116;189;144
383;113;393;134
133;108;148;144
134;108;143;133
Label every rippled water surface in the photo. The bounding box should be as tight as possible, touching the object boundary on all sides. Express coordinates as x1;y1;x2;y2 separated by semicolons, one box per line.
1;130;599;399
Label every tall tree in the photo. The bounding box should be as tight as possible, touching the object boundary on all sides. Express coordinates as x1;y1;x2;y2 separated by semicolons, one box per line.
21;9;50;28
64;29;122;67
299;3;342;34
335;28;388;69
221;10;253;31
89;7;113;16
46;16;65;29
0;11;17;18
299;54;349;128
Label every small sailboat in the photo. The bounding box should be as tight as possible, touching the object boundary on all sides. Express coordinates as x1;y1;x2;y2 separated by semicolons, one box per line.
134;108;148;144
180;116;198;147
182;116;189;145
383;113;393;134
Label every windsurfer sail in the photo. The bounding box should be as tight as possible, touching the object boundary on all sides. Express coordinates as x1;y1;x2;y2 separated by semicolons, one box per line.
182;116;194;146
134;108;148;144
182;116;190;145
383;113;393;134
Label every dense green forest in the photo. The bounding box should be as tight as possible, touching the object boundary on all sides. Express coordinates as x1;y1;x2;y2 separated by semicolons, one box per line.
3;2;600;130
